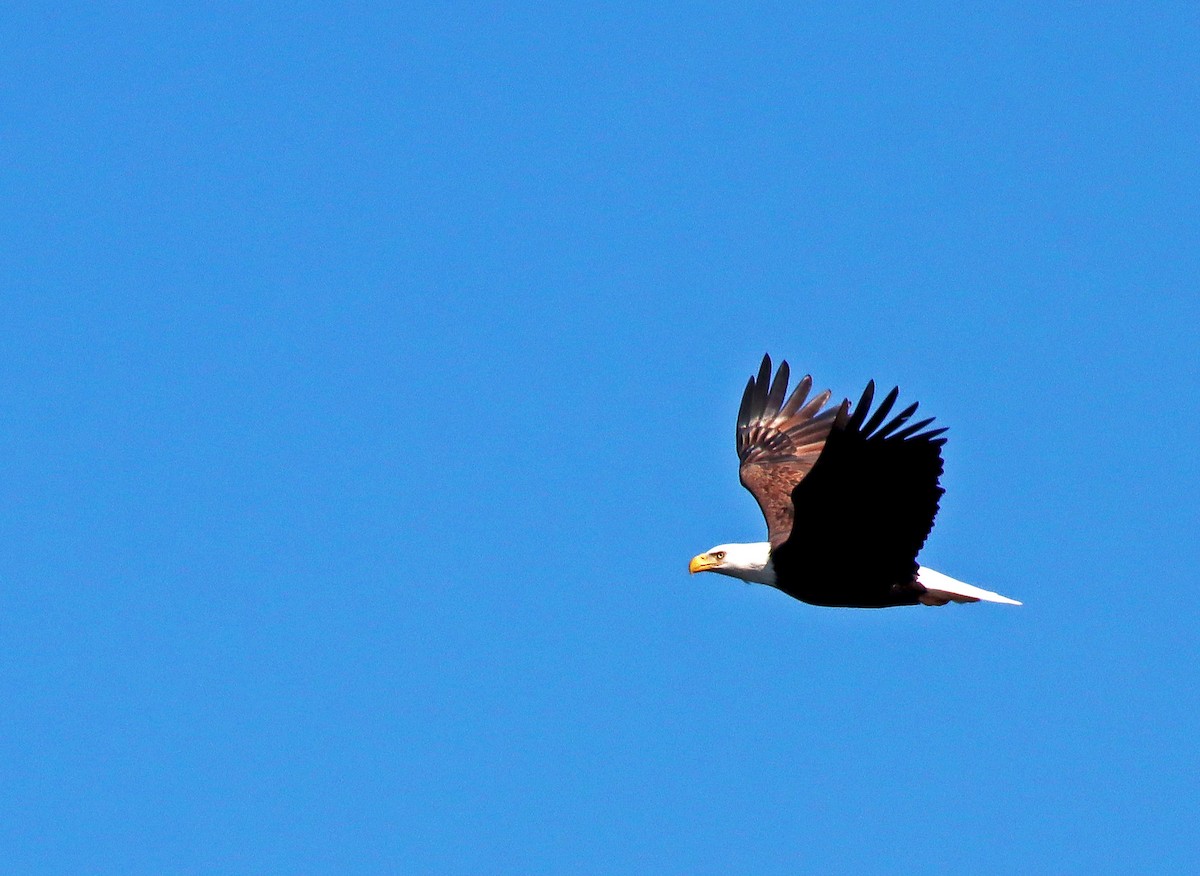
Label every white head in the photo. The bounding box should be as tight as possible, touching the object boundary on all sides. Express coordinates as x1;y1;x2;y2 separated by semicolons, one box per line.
688;542;776;585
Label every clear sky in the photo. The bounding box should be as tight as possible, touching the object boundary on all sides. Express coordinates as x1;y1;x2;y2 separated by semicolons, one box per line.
3;4;1198;873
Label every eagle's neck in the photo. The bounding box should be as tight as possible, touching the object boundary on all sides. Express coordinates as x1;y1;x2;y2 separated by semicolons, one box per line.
720;542;777;586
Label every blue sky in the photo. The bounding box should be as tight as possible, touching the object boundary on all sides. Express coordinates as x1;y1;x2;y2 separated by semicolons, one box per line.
3;4;1198;873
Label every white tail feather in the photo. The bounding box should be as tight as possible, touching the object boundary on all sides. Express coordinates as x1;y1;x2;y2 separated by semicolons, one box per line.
917;567;1022;606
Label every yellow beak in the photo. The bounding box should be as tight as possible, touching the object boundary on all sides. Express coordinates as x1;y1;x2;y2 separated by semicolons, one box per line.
689;553;720;574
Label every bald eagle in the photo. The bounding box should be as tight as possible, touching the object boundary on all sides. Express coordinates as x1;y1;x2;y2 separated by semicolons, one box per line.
689;355;1020;608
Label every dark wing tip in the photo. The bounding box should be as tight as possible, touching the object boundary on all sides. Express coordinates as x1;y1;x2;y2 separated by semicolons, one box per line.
890;416;935;441
748;354;772;419
737;375;756;430
833;398;851;428
756;354;772;390
861;385;900;435
779;374;813;418
844;380;875;431
765;360;790;415
875;400;920;438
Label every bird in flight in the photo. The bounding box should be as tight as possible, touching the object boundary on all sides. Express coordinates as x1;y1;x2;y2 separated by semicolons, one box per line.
690;355;1020;608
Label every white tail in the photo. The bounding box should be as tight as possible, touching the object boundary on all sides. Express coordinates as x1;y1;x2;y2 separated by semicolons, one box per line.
917;567;1022;606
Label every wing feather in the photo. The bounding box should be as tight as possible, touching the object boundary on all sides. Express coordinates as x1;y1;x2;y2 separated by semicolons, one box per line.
843;380;875;432
769;379;948;608
860;386;899;434
889;416;936;441
874;401;920;438
737;355;838;547
765;360;789;416
736;376;755;430
778;375;812;418
754;355;772;411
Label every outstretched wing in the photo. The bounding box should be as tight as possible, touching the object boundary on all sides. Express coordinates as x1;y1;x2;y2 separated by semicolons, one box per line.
770;380;947;607
737;354;839;547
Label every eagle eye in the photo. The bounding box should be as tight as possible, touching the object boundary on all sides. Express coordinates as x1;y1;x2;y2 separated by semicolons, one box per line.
714;551;726;560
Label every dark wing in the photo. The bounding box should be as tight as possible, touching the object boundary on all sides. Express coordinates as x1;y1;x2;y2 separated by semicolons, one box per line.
769;380;947;607
737;354;839;547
